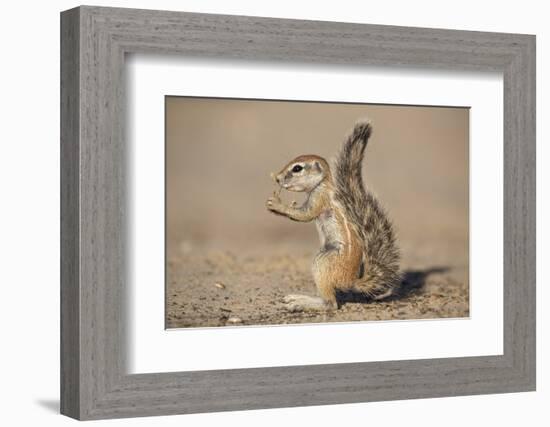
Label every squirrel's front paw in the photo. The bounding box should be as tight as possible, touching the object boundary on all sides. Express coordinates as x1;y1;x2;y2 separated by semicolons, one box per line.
266;191;285;214
266;198;285;214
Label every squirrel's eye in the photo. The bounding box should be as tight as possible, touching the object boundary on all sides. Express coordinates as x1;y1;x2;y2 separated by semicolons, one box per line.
292;165;303;173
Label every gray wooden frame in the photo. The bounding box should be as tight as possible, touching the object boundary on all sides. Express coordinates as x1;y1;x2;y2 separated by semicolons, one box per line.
60;5;536;421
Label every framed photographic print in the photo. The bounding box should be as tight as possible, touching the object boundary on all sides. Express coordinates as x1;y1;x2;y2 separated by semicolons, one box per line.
60;5;536;420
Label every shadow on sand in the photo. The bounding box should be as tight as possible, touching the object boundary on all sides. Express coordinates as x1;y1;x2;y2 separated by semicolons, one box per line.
337;266;450;305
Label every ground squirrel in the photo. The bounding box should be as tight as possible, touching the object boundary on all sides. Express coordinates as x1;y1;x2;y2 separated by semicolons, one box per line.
266;120;401;312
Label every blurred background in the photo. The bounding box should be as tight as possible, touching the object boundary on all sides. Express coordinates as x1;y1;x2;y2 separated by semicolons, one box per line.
166;97;469;280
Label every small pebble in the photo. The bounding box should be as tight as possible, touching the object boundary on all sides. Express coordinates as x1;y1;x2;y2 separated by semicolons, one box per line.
214;282;226;289
226;316;242;324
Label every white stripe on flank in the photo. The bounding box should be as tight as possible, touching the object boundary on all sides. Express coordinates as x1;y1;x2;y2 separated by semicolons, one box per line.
342;216;352;256
333;198;352;256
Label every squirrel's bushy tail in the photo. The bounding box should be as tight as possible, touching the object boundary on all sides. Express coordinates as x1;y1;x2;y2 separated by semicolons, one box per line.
334;120;401;300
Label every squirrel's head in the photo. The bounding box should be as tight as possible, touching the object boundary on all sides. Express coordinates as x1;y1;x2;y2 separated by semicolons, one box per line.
273;155;331;192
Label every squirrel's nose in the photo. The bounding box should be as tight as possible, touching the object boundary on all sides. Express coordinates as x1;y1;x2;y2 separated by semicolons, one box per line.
272;172;282;184
270;172;281;184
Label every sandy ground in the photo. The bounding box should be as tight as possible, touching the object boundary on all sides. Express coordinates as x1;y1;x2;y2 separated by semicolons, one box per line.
166;246;469;328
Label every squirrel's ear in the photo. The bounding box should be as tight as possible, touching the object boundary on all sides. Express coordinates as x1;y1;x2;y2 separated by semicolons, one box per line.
314;161;323;173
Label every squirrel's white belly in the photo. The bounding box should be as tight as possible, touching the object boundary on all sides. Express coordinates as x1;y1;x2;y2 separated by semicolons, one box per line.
315;208;346;252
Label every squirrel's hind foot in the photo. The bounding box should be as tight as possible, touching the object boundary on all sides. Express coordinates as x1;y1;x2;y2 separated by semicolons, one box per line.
283;294;336;312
